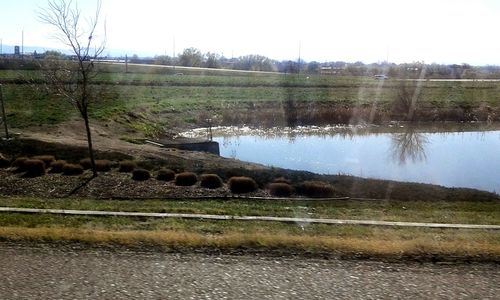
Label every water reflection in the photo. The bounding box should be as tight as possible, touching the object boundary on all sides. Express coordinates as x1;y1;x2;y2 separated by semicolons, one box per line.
390;126;429;165
181;124;500;192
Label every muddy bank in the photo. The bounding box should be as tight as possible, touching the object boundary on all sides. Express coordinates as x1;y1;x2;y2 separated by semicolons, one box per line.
0;138;498;201
213;101;499;128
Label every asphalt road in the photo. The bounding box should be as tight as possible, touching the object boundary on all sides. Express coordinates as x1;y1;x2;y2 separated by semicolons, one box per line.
0;243;498;300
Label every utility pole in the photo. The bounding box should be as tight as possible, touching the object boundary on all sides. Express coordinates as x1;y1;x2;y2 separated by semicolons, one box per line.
298;41;301;76
0;84;10;139
21;30;24;56
172;35;176;71
125;54;128;73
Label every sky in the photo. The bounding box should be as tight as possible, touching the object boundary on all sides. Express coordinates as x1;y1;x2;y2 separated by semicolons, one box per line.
1;0;500;65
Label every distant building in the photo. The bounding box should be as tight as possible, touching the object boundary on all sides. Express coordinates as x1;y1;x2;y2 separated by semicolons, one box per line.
14;46;20;55
320;66;344;75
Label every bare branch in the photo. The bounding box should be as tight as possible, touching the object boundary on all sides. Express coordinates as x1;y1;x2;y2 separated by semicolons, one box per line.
38;0;105;177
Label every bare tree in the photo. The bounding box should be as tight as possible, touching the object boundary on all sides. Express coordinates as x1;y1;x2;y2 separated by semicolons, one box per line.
390;126;429;165
39;0;105;177
393;67;427;121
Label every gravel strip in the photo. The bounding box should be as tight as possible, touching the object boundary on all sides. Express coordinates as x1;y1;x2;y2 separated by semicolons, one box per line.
0;242;498;300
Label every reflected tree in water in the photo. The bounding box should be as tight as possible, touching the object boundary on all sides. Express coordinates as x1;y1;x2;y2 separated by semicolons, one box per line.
390;126;429;165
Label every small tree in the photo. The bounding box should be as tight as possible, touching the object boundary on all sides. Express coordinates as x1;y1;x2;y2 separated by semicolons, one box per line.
205;52;220;69
39;0;106;177
179;47;203;67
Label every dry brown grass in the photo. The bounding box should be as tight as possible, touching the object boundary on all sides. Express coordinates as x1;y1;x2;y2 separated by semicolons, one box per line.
22;159;46;177
118;160;136;173
200;174;224;189
49;160;67;173
62;163;84;176
0;227;497;260
269;182;294;197
175;172;198;186
157;168;176;181
31;155;55;168
228;176;258;194
296;181;335;198
131;168;150;181
0;153;10;168
95;160;112;172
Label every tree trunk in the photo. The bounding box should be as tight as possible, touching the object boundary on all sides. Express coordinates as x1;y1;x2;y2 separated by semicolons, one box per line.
83;112;97;177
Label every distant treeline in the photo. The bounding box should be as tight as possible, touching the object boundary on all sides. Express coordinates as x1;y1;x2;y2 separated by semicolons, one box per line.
2;48;500;79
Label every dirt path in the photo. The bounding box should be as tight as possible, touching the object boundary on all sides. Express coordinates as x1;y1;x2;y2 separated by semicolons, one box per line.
0;242;497;300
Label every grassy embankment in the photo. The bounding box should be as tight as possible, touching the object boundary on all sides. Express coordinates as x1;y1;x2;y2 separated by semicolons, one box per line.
0;196;498;260
1;65;499;259
1;64;499;138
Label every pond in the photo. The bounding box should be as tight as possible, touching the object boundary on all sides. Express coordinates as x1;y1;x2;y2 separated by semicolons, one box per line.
182;125;500;193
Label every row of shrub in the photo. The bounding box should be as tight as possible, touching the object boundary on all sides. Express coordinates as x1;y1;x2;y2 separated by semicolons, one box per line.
1;156;122;176
4;155;86;177
132;169;254;193
130;169;334;197
267;179;335;198
0;154;336;197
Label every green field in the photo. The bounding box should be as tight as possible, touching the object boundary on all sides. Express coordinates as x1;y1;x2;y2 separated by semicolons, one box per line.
1;64;499;136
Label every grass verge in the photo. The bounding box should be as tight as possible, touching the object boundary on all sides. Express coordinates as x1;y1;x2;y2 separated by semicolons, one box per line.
0;196;497;261
0;196;498;225
0;225;498;262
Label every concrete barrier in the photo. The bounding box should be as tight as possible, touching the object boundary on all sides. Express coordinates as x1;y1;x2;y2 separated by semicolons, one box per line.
148;138;220;155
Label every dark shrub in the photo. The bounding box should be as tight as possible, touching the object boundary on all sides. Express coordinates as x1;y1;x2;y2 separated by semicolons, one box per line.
156;168;175;181
0;154;10;168
63;163;84;176
296;181;335;198
95;160;111;172
22;159;46;177
11;157;29;172
273;177;292;184
269;182;294;197
118;160;136;172
200;174;223;189
228;176;258;194
79;158;92;170
80;159;111;172
132;168;150;181
175;172;198;186
32;155;55;168
49;160;67;173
